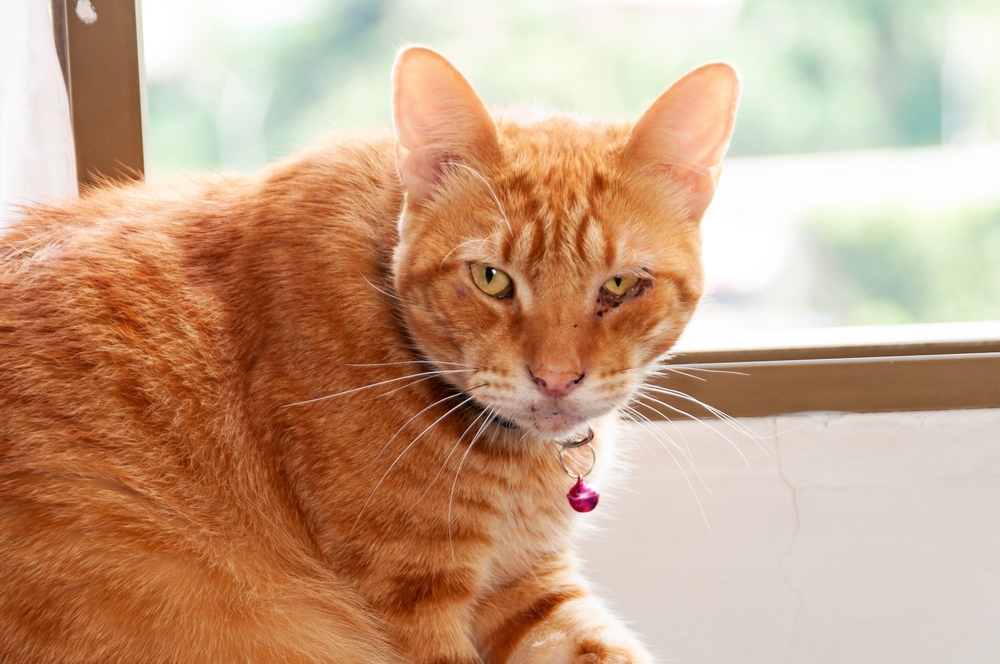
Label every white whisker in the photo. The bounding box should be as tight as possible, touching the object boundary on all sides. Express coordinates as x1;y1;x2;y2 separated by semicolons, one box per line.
440;237;489;269
360;273;402;301
351;389;485;535
449;400;496;560
657;366;707;382
346;360;478;369
366;374;442;401
416;404;491;504
651;361;750;378
363;391;471;474
640;385;774;454
622;404;693;465
282;369;475;407
622;405;712;495
617;406;656;457
634;390;752;468
622;404;710;530
442;161;512;234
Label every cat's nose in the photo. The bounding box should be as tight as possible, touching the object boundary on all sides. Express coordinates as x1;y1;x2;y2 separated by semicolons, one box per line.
527;364;585;399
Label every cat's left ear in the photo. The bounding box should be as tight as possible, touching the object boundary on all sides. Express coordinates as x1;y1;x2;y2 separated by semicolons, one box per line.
624;63;740;219
392;46;499;202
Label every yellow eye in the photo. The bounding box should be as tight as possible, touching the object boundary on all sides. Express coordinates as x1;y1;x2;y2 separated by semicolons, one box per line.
604;275;639;296
470;264;513;298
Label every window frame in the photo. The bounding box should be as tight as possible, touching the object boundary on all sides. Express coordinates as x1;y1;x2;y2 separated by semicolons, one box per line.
52;0;146;188
652;339;1000;419
55;0;1000;419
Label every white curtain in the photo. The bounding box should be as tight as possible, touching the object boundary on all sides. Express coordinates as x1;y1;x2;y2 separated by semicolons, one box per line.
0;0;78;231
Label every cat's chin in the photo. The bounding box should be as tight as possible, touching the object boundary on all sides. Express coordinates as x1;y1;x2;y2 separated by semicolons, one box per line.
530;419;590;440
509;409;591;441
523;404;594;439
516;419;592;442
466;399;589;441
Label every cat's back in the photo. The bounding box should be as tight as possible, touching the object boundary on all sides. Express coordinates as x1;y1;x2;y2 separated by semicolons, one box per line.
0;130;401;453
0;132;403;663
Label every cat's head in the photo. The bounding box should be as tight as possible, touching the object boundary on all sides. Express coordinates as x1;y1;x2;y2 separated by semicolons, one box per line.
390;46;739;440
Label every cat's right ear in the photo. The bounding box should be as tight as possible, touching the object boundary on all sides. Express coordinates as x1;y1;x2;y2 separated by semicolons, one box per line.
624;63;741;220
392;46;499;202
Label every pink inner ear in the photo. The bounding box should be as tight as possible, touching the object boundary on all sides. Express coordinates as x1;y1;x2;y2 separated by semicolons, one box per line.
395;144;445;201
395;86;465;151
391;47;498;200
625;63;740;217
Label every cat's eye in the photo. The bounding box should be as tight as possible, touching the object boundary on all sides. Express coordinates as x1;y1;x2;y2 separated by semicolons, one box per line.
604;275;639;296
470;264;513;298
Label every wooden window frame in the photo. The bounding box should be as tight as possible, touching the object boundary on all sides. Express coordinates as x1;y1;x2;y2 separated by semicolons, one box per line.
51;0;146;188
653;339;1000;419
52;0;1000;419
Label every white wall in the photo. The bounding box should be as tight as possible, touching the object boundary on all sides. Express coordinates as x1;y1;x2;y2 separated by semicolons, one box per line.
585;409;1000;663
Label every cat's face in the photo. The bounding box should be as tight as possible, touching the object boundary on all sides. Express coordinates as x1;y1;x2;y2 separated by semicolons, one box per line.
391;47;739;439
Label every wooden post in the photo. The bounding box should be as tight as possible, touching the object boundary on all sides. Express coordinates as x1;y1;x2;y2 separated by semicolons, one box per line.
53;0;146;187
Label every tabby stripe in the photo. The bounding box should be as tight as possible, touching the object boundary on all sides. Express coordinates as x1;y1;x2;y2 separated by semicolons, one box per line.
527;218;548;270
486;589;584;664
573;214;591;262
379;568;477;614
602;222;616;269
589;170;609;196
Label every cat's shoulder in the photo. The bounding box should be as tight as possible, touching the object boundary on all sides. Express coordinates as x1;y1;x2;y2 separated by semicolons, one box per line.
1;129;401;271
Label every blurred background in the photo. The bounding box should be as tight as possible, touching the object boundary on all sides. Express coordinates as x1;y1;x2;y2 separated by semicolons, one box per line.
139;0;1000;342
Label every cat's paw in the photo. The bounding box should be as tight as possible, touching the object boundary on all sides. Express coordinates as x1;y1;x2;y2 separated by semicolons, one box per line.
515;629;652;664
507;604;653;664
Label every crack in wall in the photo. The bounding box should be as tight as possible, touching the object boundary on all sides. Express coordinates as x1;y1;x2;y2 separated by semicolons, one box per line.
773;416;805;658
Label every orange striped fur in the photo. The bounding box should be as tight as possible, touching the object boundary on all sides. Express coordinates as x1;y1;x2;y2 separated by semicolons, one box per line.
0;47;739;663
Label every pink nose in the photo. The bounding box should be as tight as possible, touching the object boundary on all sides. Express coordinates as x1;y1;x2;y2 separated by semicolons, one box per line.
528;364;585;398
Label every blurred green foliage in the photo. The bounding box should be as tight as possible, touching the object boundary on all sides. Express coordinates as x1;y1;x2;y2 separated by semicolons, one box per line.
146;0;993;173
807;206;1000;324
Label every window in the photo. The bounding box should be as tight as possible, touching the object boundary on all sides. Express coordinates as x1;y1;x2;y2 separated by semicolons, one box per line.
58;0;1000;416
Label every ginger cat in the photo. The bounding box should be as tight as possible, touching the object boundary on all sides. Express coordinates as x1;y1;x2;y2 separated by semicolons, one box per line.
0;47;739;663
